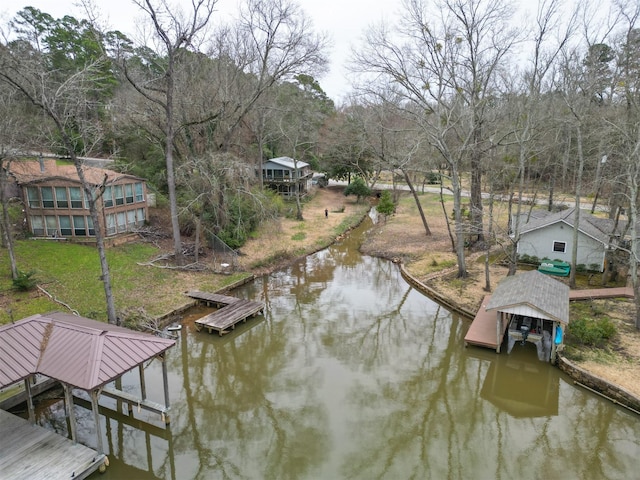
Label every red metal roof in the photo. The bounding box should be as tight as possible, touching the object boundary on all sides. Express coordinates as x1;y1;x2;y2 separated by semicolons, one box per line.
0;312;175;390
8;158;142;186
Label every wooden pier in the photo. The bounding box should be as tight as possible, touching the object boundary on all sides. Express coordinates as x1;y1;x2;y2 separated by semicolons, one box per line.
187;290;242;308
464;295;509;351
189;290;265;336
0;409;107;480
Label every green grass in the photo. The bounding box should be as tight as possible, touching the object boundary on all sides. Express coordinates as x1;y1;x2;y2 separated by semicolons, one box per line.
0;240;247;324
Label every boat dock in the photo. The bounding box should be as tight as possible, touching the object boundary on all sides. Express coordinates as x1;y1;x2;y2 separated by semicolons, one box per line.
465;286;635;353
188;290;265;336
0;409;107;480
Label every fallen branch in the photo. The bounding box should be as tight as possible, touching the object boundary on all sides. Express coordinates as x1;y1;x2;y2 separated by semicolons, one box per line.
37;285;79;315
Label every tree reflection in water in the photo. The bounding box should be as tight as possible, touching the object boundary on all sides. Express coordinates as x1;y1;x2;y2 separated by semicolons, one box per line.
32;219;640;480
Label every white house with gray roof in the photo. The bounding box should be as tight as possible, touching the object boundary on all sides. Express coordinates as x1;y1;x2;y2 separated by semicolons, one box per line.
262;156;312;198
514;207;628;272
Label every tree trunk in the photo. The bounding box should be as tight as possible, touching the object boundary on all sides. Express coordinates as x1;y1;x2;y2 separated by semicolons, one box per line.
451;167;467;278
439;180;456;253
165;64;184;265
402;169;431;236
569;126;585;288
75;162;118;324
484;190;495;292
0;161;18;280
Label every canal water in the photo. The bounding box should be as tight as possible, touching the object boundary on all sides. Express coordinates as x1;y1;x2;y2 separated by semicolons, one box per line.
37;217;639;479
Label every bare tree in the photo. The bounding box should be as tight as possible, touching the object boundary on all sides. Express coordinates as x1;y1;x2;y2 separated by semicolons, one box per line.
351;0;518;277
503;0;577;275
0;10;119;323
120;0;217;266
609;0;640;327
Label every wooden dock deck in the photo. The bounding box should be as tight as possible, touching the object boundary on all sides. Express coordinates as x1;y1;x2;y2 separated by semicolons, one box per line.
569;287;634;300
0;409;107;480
464;295;509;351
195;299;265;335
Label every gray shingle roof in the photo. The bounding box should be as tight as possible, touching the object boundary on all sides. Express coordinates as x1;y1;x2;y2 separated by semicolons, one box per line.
519;207;626;244
485;270;569;324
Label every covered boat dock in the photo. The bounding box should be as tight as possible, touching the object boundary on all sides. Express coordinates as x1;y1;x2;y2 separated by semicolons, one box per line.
0;312;175;478
464;271;570;362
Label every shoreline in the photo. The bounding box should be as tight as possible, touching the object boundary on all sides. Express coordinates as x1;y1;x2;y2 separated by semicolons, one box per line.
396;259;640;414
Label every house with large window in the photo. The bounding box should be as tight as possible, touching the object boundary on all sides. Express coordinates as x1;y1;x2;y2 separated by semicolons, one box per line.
262;156;313;199
7;158;148;243
514;207;629;272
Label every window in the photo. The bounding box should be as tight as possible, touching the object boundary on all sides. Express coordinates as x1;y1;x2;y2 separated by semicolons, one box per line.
114;185;124;206
137;208;146;226
87;216;95;236
103;186;113;207
134;183;144;202
27;187;40;208
73;215;86;236
41;187;54;208
127;210;136;230
125;184;134;204
30;216;44;235
55;187;69;208
58;216;72;236
117;211;126;232
106;214;116;235
553;241;566;253
45;216;58;236
69;187;83;208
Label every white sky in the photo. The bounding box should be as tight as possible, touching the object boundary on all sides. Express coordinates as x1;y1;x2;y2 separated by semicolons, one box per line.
1;1;600;104
0;0;406;103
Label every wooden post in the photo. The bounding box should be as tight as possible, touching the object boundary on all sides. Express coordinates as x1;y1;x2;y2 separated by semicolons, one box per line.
161;353;171;424
91;389;105;454
24;376;35;424
63;383;78;443
139;364;147;402
551;322;558;364
496;312;502;353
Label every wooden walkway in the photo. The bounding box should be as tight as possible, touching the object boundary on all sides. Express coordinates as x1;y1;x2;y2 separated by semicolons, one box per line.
569;287;634;300
189;290;265;336
464;295;509;351
465;287;636;352
187;290;241;308
0;409;107;480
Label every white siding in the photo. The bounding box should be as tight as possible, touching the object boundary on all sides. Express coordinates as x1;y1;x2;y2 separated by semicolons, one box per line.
517;222;606;270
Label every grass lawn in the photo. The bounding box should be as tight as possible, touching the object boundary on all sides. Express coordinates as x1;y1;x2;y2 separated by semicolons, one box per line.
0;240;247;324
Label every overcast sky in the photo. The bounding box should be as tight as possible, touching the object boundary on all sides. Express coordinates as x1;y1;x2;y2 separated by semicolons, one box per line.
1;0;410;103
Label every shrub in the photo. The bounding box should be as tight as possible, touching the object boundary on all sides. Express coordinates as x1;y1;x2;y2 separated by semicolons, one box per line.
376;190;395;217
517;254;539;266
568;317;617;347
12;270;38;291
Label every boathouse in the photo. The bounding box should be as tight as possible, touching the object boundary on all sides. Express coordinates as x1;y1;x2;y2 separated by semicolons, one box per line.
465;270;569;362
0;312;175;479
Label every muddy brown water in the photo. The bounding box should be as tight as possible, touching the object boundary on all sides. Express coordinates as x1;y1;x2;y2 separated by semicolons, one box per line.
33;217;639;479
